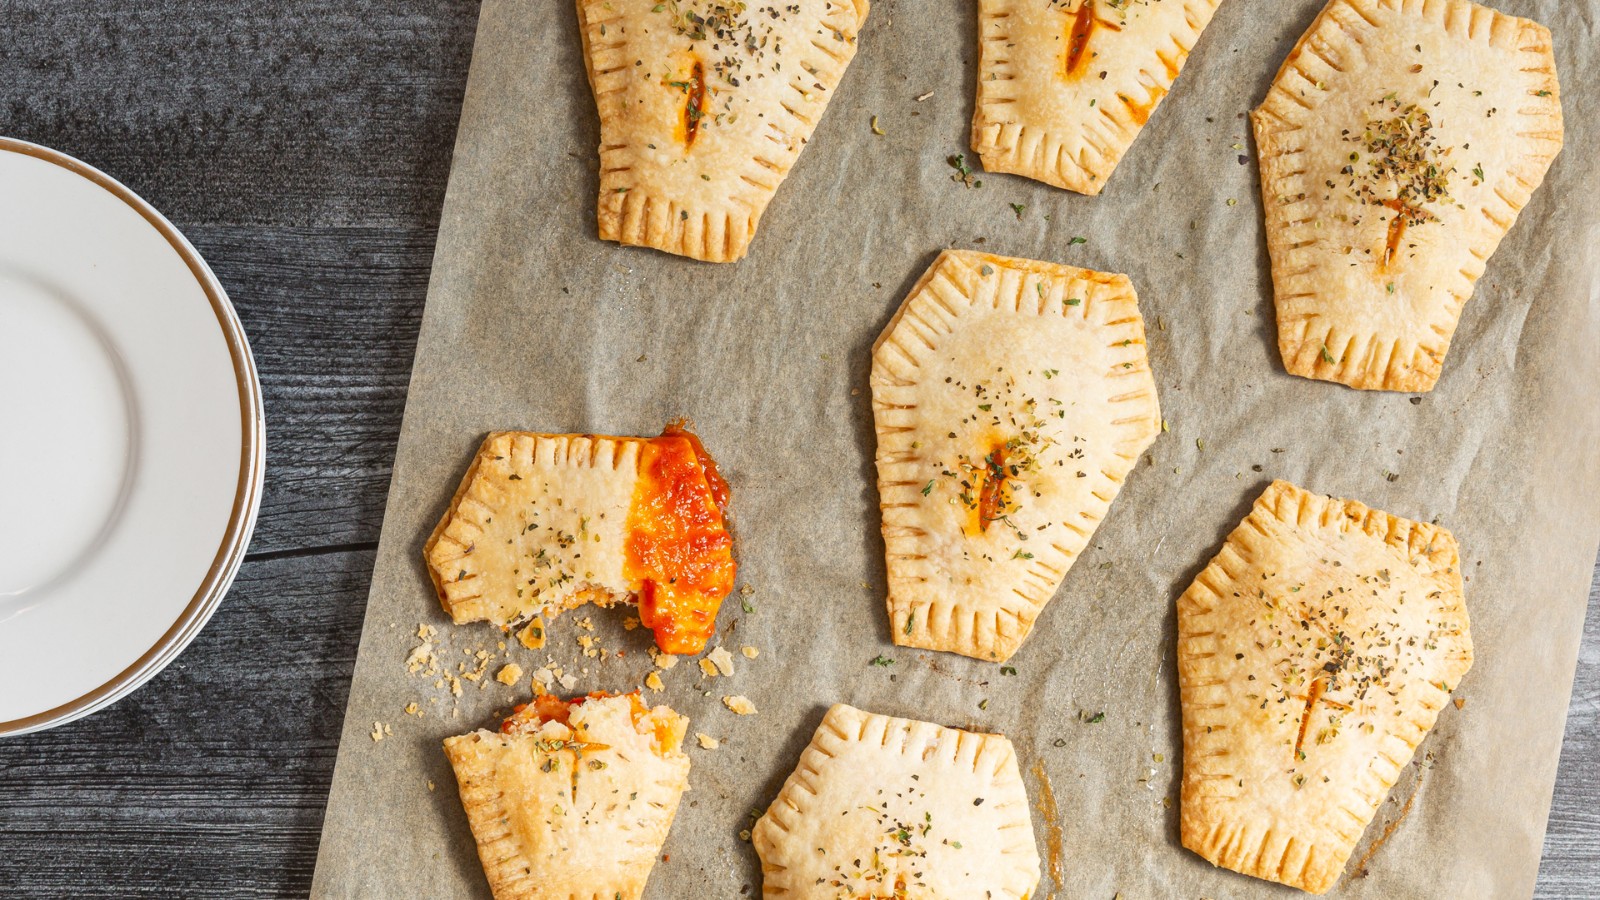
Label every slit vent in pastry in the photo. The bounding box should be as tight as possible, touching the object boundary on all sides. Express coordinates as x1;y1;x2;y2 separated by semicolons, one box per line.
577;0;870;261
1255;0;1562;391
752;703;1040;898
444;692;691;900
1177;480;1473;893
973;0;1224;193
871;249;1160;662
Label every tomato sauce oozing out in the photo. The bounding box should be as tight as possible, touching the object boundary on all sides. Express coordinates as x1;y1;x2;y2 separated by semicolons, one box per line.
1064;0;1099;78
624;425;736;655
683;61;707;148
502;690;612;734
663;421;731;513
1379;199;1415;272
976;444;1010;533
501;691;675;749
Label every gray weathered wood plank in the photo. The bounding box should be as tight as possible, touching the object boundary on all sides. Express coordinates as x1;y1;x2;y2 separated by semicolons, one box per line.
190;225;431;554
1;1;479;229
1535;562;1600;899
0;550;371;898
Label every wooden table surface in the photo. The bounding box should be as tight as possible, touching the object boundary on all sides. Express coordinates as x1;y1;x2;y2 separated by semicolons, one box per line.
1;2;1594;896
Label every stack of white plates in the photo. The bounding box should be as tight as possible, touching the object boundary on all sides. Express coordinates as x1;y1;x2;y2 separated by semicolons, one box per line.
0;138;264;736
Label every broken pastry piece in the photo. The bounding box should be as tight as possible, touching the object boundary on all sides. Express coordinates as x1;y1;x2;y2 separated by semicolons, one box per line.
1255;0;1563;391
444;692;691;900
972;0;1224;193
425;425;735;655
872;249;1160;662
1177;480;1473;894
753;704;1040;898
576;0;870;262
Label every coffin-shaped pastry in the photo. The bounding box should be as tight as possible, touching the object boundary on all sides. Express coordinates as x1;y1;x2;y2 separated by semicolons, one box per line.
576;0;870;262
972;0;1224;193
425;426;735;655
753;704;1040;898
871;249;1160;662
444;692;691;900
1255;0;1563;391
1177;480;1473;893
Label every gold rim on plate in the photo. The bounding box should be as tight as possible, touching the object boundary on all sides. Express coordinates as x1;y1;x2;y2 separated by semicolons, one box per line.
0;137;266;736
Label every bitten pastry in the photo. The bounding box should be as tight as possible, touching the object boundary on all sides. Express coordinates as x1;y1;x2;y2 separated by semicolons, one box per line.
1177;480;1473;894
752;704;1040;898
575;0;869;262
1254;0;1563;391
444;692;691;900
424;425;735;655
972;0;1224;194
871;250;1160;662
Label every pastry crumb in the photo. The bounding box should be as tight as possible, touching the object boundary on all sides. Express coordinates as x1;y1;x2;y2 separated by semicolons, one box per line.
723;695;757;716
531;662;557;694
460;651;491;683
696;733;721;750
646;671;666;692
516;618;546;650
405;639;436;675
403;702;423;718
740;645;759;659
496;663;523;685
1453;697;1466;710
698;658;720;678
655;652;679;670
623;616;642;631
707;646;736;676
370;721;391;742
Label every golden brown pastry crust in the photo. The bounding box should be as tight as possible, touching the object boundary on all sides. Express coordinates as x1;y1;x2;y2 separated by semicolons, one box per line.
752;704;1040;898
973;0;1224;193
1255;0;1562;391
576;0;869;262
872;249;1160;662
425;432;643;627
1177;480;1473;894
443;695;691;900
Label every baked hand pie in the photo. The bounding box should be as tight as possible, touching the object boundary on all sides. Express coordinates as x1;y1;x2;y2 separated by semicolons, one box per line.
871;249;1160;662
575;0;870;262
424;425;735;655
972;0;1224;194
1255;0;1563;391
444;692;691;900
752;704;1040;898
1177;480;1473;894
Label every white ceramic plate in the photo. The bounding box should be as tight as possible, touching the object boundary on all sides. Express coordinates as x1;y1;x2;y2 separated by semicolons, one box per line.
0;138;264;736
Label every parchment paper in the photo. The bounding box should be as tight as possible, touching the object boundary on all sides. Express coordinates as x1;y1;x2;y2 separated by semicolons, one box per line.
311;1;1600;896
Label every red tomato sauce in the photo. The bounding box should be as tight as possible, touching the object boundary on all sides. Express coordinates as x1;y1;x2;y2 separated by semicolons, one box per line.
1064;0;1099;78
501;691;672;749
977;444;1009;533
502;690;613;734
624;425;736;655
